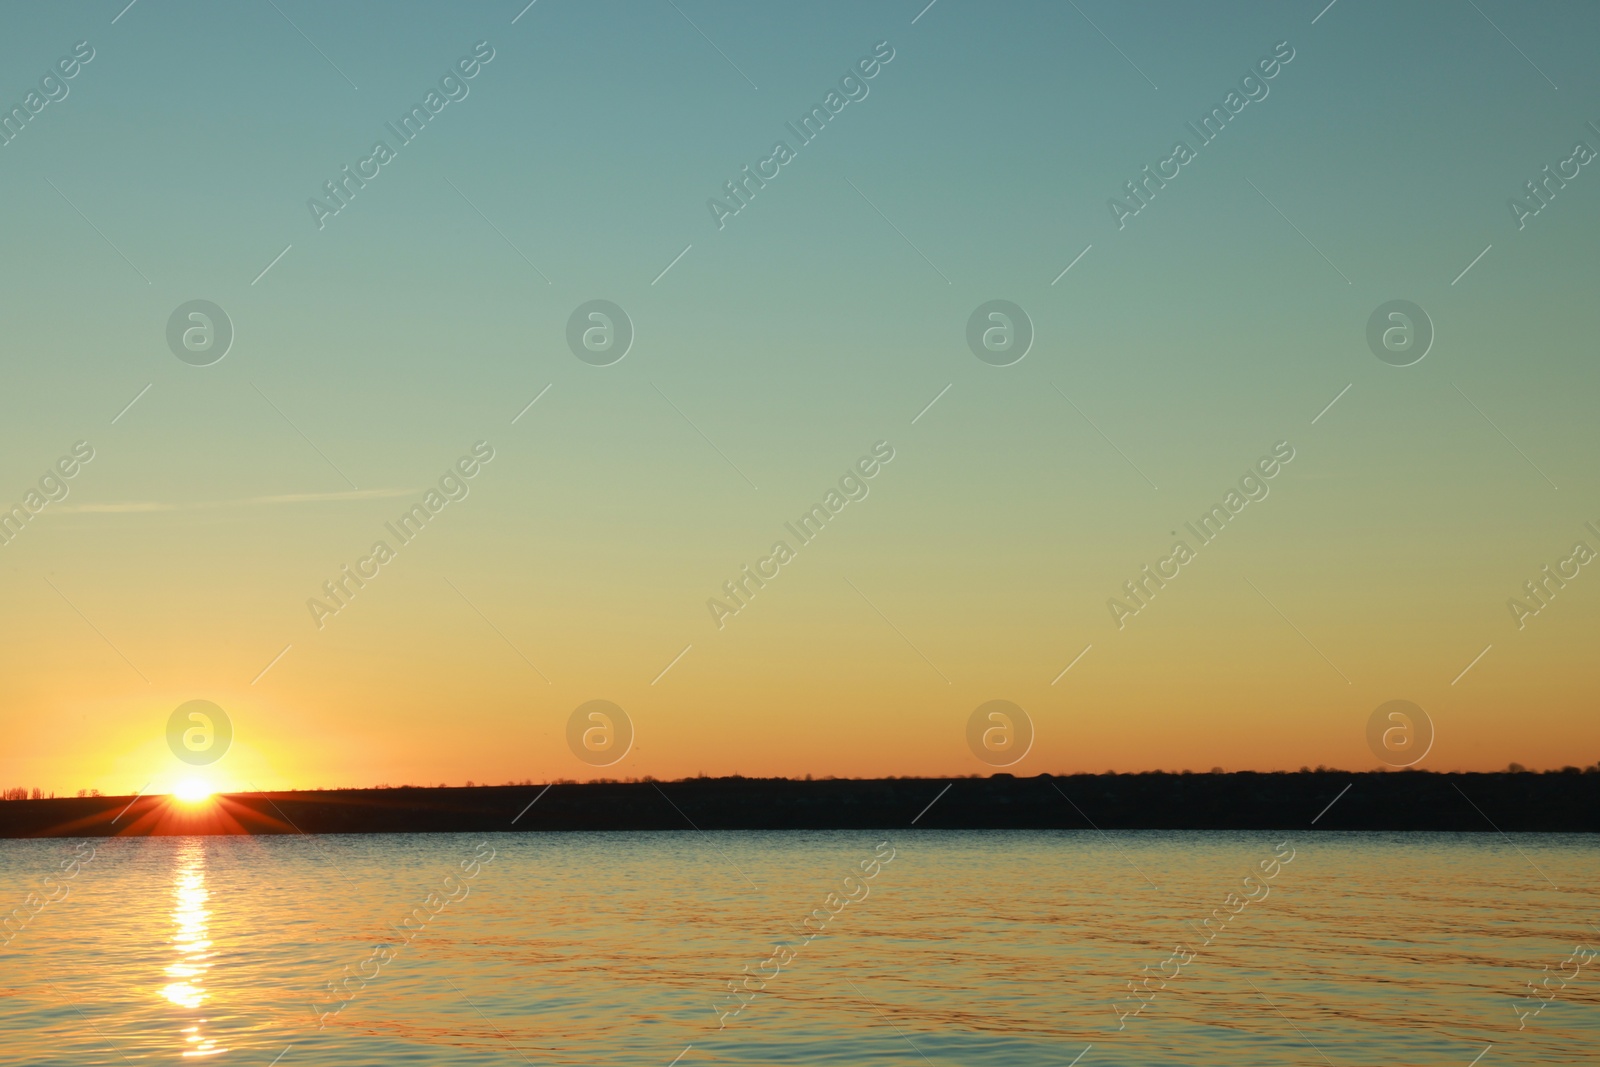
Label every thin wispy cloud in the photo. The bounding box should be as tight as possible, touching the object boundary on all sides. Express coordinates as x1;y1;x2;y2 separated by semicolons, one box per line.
56;488;416;515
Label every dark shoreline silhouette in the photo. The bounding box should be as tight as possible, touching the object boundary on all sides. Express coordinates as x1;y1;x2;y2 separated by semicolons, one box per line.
1;770;1595;837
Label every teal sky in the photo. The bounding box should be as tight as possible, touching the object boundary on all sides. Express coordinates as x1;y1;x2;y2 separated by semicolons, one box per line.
2;1;1598;791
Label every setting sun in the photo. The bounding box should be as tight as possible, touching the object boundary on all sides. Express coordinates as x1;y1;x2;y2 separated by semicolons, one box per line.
172;780;214;804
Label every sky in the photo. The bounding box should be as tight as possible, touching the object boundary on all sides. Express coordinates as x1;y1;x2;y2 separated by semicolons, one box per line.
1;0;1598;796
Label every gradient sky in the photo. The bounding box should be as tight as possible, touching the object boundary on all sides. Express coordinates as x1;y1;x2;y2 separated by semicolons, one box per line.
2;0;1598;795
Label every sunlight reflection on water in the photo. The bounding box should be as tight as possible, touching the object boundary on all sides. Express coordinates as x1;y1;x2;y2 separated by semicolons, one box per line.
162;842;227;1057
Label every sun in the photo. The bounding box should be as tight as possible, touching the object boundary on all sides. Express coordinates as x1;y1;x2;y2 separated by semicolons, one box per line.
172;779;214;804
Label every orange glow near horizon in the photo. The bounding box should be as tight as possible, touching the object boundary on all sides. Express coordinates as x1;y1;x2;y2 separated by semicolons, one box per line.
9;595;1599;797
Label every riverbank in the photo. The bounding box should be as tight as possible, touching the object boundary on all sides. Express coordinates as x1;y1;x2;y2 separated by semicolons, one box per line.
1;770;1594;837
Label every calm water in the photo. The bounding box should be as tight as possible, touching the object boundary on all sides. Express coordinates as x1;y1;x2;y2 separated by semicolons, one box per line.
1;830;1596;1065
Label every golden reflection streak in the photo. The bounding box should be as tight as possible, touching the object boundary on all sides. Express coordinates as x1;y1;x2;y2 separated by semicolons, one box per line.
161;842;229;1058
